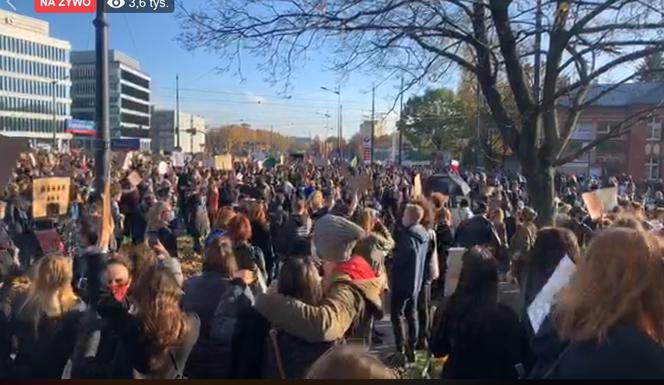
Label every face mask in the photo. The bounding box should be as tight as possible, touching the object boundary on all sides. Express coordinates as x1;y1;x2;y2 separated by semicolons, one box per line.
110;283;130;302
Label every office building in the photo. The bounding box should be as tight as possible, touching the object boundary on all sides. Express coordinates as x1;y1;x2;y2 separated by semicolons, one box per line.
151;109;206;153
70;49;151;151
359;119;387;137
0;9;72;149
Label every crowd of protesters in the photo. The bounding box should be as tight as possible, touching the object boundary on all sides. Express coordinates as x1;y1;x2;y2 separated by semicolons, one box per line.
0;148;663;379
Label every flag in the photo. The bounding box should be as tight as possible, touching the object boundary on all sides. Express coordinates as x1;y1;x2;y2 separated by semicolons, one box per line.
350;156;358;168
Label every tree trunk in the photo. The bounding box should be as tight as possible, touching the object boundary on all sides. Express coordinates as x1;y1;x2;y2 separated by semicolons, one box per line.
524;165;556;227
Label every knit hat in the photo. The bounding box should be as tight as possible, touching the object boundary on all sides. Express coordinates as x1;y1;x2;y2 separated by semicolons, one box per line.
312;214;366;263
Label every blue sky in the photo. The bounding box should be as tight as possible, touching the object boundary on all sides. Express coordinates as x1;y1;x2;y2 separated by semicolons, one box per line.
5;0;434;138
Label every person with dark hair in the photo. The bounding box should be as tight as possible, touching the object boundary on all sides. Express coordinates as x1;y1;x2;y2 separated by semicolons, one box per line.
74;215;108;305
430;247;531;379
256;257;334;379
275;200;312;258
182;237;252;378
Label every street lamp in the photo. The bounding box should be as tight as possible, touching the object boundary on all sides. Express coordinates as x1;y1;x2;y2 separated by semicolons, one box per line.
52;76;69;151
321;86;342;159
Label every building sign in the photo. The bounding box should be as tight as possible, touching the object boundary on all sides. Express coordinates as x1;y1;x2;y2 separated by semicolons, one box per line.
362;136;372;163
66;119;96;136
111;137;141;151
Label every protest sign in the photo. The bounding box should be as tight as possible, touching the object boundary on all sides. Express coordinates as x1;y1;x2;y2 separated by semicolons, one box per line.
32;177;71;218
349;175;372;195
582;187;617;220
122;151;135;170
172;151;185;168
0;136;29;186
158;161;169;175
98;183;114;251
444;247;466;297
527;255;575;334
412;174;422;198
214;154;233;171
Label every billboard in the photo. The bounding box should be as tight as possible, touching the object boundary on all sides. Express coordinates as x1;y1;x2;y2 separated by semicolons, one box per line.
66;119;96;136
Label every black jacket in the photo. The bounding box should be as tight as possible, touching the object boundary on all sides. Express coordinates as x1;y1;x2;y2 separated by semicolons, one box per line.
10;299;86;378
182;273;247;378
532;323;664;379
392;224;429;295
431;302;531;379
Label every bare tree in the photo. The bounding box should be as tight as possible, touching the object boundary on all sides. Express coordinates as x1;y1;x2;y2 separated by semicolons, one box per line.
179;0;664;224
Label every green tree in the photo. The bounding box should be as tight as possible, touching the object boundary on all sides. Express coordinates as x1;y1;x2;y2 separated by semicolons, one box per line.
637;52;664;82
398;88;468;157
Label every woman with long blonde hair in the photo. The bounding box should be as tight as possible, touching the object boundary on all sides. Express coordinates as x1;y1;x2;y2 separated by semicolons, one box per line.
11;255;85;378
536;228;664;379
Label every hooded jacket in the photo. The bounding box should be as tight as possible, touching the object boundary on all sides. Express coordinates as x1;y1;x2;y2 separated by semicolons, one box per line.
392;223;429;296
254;255;383;344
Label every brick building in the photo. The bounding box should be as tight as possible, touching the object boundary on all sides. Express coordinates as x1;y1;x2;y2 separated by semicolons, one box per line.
560;82;664;181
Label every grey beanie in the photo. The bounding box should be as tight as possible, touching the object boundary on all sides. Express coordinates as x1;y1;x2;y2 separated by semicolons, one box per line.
313;214;366;263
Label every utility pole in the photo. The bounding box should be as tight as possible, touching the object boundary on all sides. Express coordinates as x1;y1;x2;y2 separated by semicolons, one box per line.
93;1;110;196
189;114;194;154
270;124;274;152
398;76;404;166
51;80;58;151
176;74;180;149
371;85;375;164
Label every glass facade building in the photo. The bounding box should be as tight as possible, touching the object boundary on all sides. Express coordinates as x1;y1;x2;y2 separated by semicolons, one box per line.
70;49;151;150
0;9;72;147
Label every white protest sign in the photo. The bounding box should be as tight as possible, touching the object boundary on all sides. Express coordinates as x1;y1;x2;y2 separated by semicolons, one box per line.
444;247;466;297
158;161;169;175
172;151;185;168
527;255;575;334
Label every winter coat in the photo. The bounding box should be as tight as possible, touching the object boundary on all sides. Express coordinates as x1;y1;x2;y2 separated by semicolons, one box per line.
208;279;255;378
251;222;276;275
96;293;200;379
354;229;395;276
455;215;500;249
182;273;249;378
510;222;538;259
10;298;86;378
531;322;664;379
254;256;384;344
431;302;531;379
392;224;429;296
275;214;312;257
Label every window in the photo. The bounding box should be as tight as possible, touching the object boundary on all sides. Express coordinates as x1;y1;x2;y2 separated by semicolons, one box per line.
646;156;660;180
647;118;662;141
596;122;614;135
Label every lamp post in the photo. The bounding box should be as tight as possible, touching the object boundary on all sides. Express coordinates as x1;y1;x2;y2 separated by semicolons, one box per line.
51;76;69;151
321;86;342;158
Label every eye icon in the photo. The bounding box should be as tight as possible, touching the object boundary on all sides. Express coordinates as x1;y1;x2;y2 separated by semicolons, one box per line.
107;0;126;9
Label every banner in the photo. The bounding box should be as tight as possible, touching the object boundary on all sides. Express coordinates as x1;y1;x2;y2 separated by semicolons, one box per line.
214;154;233;171
32;177;71;218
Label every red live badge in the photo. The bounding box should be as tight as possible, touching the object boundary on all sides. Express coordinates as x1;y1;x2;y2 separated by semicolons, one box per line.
35;0;96;13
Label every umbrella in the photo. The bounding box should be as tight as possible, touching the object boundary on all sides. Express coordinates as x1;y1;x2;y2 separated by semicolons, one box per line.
425;173;471;196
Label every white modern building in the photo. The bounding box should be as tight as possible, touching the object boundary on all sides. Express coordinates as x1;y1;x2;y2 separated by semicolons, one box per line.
151;109;206;153
70;49;151;151
0;9;72;149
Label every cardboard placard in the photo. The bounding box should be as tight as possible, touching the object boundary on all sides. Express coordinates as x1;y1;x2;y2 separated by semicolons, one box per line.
32;177;71;218
214;154;233;171
582;187;617;220
98;183;114;251
412;174;422;198
349;175;372;195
